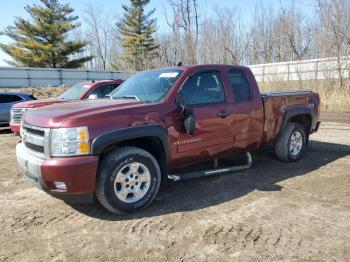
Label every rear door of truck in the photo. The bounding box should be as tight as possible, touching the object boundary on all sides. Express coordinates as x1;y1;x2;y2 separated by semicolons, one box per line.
223;67;264;150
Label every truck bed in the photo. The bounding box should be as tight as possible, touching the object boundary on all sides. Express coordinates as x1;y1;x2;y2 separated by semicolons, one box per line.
261;89;320;145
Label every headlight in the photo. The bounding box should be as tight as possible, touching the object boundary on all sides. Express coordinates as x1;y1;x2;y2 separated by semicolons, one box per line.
50;126;90;157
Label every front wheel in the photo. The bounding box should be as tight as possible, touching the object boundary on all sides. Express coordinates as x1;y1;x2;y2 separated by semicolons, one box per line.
95;147;161;214
274;123;306;162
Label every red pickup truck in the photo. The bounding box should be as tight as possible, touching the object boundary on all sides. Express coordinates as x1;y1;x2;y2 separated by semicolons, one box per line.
16;64;320;214
10;79;124;133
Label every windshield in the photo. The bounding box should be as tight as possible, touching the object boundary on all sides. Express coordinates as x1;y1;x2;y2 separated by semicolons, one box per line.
110;69;183;103
59;83;91;100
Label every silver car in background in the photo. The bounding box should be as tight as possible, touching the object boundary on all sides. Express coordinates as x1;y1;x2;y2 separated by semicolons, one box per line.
0;92;36;130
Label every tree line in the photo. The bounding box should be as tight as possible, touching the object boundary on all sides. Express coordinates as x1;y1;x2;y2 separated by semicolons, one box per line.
1;0;349;72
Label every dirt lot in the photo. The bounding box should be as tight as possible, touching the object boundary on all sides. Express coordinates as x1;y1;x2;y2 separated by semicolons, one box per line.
0;118;349;261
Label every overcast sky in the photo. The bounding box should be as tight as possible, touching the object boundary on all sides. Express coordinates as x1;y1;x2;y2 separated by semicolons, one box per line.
0;0;314;67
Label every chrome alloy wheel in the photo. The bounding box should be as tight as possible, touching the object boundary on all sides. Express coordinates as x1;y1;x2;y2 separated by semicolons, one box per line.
289;131;303;156
113;162;151;203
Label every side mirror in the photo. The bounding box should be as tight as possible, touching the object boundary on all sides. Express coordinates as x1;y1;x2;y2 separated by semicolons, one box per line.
88;94;98;100
176;91;196;134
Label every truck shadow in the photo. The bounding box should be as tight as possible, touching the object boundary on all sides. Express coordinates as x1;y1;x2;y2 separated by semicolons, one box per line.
70;140;350;220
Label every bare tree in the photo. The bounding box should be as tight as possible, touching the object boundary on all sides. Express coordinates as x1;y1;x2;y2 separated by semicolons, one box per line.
69;0;350;70
84;5;119;70
315;0;350;87
198;7;249;64
165;0;199;64
248;4;275;64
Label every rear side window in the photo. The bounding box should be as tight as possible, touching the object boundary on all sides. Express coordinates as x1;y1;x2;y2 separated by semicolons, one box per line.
10;95;23;102
0;94;22;103
228;69;251;101
0;95;8;103
182;71;225;105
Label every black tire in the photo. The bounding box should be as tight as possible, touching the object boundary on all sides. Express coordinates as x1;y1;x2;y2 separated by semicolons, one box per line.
95;146;161;214
274;122;306;162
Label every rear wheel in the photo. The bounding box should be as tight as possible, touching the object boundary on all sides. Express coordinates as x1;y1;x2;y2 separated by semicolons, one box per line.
274;123;306;162
96;147;161;214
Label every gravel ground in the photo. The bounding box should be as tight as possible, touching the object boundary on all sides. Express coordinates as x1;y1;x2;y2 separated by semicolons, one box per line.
0;119;349;261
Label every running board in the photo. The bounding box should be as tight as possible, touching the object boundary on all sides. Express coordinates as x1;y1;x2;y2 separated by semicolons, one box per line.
168;152;252;182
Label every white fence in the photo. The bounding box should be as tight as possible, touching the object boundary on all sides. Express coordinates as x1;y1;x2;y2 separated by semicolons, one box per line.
1;56;349;88
249;56;350;82
0;67;130;88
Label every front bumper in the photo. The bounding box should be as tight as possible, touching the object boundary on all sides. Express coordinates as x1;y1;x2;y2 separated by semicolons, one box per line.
16;142;98;203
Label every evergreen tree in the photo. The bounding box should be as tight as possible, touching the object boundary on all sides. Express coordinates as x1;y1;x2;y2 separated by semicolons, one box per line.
117;0;159;70
0;0;92;68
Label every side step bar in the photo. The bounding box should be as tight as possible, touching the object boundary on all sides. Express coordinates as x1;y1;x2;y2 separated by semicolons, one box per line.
168;152;252;182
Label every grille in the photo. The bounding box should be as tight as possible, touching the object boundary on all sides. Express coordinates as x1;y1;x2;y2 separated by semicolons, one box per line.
22;124;47;158
24;141;44;153
11;108;26;124
23;126;45;137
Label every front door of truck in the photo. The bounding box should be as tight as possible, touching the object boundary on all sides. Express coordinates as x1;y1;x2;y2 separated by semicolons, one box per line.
171;70;234;166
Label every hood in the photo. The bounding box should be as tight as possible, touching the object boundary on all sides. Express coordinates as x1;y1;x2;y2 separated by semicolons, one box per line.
13;98;66;109
23;99;143;128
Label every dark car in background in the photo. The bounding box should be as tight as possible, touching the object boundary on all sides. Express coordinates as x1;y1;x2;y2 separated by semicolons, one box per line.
10;79;124;133
0;92;36;130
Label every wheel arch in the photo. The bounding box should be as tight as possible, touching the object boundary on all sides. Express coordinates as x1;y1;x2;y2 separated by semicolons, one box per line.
277;108;314;144
91;125;170;185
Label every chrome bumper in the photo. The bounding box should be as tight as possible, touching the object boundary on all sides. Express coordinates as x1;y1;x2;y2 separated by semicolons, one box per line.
16;142;44;189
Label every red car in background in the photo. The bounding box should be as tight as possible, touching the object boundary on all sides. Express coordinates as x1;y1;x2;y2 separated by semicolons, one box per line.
10;79;124;133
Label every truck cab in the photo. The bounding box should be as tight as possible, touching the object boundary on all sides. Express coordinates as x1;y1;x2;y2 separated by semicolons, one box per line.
16;65;320;214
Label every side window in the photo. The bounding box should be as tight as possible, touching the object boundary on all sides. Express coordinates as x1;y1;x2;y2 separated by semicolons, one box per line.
0;95;7;103
0;95;22;103
182;71;225;105
89;84;115;98
110;84;120;94
228;69;251;101
10;95;23;102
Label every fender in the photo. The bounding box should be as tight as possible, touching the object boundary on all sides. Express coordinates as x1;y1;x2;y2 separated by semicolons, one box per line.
276;107;315;140
91;124;170;167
